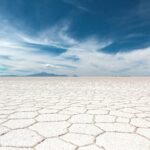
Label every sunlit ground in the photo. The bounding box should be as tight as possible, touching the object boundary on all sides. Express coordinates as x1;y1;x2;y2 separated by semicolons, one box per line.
0;77;150;150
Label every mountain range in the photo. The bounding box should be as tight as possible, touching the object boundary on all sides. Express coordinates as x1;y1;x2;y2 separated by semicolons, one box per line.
0;72;67;77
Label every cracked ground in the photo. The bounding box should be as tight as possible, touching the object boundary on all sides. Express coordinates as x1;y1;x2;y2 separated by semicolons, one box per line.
0;77;150;150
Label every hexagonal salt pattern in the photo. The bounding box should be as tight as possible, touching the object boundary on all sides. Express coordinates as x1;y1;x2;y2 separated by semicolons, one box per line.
35;138;76;150
96;132;150;150
0;77;150;149
0;129;43;147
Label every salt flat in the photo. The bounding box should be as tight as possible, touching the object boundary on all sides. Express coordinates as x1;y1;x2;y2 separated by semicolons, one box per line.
0;77;150;150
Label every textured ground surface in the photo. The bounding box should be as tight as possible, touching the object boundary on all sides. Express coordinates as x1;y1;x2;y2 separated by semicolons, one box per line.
0;77;150;150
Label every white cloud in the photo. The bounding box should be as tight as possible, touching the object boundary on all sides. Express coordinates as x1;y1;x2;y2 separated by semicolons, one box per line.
45;64;62;69
0;17;150;76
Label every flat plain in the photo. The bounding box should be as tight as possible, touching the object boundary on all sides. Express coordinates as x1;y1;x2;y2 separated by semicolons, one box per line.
0;77;150;150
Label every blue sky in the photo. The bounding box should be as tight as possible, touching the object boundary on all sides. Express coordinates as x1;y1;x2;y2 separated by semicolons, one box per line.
0;0;150;76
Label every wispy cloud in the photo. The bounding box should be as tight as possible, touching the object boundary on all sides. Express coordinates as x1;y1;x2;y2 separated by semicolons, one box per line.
0;15;150;76
108;0;150;33
63;0;93;13
45;64;62;69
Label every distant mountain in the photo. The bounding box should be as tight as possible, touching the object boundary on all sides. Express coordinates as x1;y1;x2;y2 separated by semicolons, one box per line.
27;72;67;77
0;75;17;77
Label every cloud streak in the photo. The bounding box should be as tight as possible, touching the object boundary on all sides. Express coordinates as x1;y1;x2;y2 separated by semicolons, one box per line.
0;15;150;76
63;0;94;14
